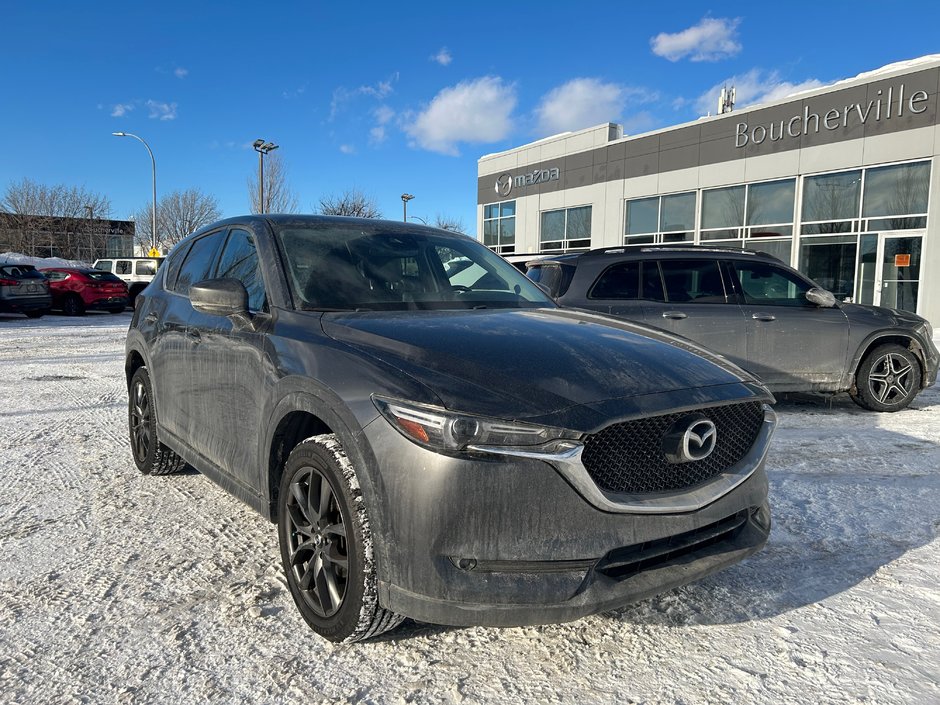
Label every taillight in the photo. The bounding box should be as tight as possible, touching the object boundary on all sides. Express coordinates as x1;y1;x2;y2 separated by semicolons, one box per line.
0;278;18;286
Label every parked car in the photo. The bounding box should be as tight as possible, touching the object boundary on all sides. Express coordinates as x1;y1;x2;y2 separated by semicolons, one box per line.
39;267;129;315
92;256;164;306
526;246;939;412
0;263;51;318
126;215;776;643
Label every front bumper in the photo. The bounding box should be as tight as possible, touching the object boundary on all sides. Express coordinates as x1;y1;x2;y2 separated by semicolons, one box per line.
361;405;773;628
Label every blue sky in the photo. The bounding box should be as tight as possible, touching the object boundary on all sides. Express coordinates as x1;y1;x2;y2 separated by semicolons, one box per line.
2;1;938;236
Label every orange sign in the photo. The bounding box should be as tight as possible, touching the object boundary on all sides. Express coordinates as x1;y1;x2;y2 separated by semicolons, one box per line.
895;254;911;267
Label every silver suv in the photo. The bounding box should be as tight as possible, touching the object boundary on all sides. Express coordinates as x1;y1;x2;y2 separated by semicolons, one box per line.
527;247;938;412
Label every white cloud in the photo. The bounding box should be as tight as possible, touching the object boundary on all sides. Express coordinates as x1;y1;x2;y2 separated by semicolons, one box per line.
331;73;400;119
534;78;654;136
431;47;452;66
404;76;516;156
174;67;188;79
111;103;134;117
693;69;825;115
369;106;395;145
651;17;742;62
339;144;356;154
146;100;178;120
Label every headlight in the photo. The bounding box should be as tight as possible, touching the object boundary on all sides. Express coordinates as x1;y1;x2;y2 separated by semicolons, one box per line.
373;396;581;455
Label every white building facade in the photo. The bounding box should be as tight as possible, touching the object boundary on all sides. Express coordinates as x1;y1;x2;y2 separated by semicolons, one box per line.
477;57;940;324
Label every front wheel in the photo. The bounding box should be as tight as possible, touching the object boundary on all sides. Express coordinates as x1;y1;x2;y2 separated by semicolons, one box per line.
278;434;403;643
850;343;922;412
62;294;85;316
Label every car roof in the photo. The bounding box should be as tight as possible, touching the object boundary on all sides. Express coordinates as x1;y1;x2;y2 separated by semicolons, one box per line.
530;245;782;267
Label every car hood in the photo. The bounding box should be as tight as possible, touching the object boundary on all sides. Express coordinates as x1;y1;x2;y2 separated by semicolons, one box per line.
321;307;762;426
841;302;928;328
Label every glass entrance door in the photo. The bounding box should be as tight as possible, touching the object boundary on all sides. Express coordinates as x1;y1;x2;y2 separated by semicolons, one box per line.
874;234;922;313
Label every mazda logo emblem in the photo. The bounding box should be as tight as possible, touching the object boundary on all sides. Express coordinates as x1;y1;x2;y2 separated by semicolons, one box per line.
495;173;513;197
663;414;718;464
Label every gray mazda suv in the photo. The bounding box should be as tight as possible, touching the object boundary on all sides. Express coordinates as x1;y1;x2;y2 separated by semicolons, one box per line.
527;247;938;412
126;216;776;642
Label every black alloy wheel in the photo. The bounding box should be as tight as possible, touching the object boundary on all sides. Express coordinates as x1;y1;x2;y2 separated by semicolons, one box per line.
278;435;403;642
62;294;85;316
127;367;187;475
284;465;350;618
129;371;153;466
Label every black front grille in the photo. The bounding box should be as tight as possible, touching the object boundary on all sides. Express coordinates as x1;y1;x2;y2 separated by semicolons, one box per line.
581;401;764;494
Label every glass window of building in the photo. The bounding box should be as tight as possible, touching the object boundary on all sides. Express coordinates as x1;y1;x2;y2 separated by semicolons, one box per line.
624;192;695;245
540;206;592;252
483;200;516;254
861;160;930;231
701;186;745;242
801;170;861;234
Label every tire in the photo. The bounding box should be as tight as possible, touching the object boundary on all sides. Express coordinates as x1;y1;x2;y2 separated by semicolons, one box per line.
278;434;403;643
128;367;187;475
850;343;922;412
62;294;85;316
25;310;44;319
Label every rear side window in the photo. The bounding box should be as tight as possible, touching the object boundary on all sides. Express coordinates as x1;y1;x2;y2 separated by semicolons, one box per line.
659;260;727;303
172;232;225;295
528;264;575;298
95;260;113;272
216;228;267;311
44;270;68;281
590;262;639;299
115;261;132;275
135;260;156;276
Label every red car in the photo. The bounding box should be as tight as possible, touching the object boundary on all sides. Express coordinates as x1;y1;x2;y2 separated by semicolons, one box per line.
39;267;129;315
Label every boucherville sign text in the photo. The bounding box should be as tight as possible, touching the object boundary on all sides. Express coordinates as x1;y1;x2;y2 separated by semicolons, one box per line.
734;82;929;148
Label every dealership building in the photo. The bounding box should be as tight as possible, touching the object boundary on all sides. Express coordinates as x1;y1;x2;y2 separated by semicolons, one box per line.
477;56;940;325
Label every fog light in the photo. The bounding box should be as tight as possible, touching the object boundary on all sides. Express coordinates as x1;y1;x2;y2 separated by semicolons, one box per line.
752;502;772;532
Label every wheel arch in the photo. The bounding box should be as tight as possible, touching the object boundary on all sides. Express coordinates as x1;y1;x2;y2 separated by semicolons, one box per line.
851;333;929;390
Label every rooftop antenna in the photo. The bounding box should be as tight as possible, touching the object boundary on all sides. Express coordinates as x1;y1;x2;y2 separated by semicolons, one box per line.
718;85;736;115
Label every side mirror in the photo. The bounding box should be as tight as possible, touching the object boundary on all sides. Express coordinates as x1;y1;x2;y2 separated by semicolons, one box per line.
806;287;837;308
190;278;249;317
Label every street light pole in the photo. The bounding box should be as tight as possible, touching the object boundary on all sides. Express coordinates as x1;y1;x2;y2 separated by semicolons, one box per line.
253;139;279;213
401;193;414;222
112;132;157;252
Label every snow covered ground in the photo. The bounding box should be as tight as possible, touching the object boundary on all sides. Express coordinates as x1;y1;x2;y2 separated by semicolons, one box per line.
1;313;938;705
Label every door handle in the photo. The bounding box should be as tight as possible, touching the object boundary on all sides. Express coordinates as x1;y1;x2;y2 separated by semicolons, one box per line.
751;313;776;322
662;311;688;320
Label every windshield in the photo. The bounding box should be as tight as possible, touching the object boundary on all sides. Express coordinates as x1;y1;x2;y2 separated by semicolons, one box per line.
276;224;554;311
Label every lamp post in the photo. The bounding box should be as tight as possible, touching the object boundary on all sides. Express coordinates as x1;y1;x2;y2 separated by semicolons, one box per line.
401;193;414;222
112;132;157;252
408;215;427;225
253;139;279;213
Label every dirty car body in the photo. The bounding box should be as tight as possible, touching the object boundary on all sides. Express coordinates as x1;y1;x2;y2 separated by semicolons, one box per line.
126;215;776;642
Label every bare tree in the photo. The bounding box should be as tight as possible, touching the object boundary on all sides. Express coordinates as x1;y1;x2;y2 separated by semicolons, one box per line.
133;188;222;252
248;152;299;214
316;188;383;218
433;214;466;233
0;178;112;259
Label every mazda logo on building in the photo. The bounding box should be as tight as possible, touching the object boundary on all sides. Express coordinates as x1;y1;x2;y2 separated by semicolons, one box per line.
495;173;513;197
662;415;718;464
